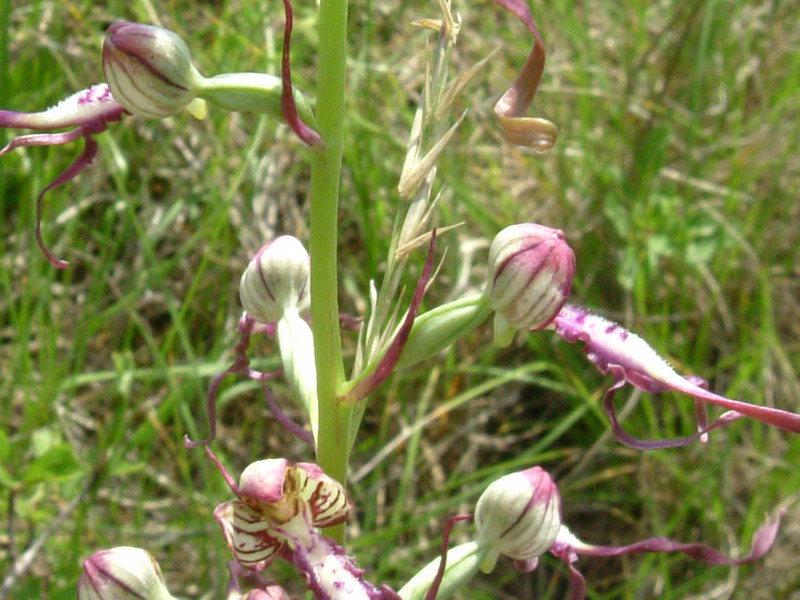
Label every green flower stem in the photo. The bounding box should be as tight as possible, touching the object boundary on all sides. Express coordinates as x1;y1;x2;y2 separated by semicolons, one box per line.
309;0;350;542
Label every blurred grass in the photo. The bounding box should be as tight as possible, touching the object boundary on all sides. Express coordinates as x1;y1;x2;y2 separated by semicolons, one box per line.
1;0;799;599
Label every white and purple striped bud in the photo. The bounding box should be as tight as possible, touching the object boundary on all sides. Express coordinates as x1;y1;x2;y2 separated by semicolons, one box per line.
103;22;205;119
474;466;562;573
239;236;311;324
487;223;575;346
78;547;177;600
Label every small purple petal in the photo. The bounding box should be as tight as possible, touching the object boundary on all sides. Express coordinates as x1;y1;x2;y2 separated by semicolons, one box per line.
548;541;586;600
203;444;241;496
264;384;316;449
184;314;280;448
346;230;437;402
0;128;84;155
279;0;323;148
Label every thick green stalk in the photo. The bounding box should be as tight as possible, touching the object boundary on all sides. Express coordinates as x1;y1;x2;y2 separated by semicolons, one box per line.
309;0;350;538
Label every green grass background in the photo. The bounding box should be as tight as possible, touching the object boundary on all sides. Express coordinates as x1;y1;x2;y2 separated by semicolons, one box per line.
1;0;799;598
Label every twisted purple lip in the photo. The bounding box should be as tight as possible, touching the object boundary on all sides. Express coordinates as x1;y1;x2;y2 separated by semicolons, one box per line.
1;84;126;268
552;303;800;448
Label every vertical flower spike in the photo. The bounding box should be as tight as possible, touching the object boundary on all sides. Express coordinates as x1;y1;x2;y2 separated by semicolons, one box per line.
474;466;562;574
1;85;126;268
103;22;206;119
78;546;177;600
212;458;401;600
485;0;557;150
552;304;800;446
487;223;575;347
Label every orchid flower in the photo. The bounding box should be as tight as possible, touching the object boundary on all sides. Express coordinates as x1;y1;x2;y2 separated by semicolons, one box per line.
209;453;401;600
2;16;320;268
0;84;127;268
552;303;800;448
474;467;784;600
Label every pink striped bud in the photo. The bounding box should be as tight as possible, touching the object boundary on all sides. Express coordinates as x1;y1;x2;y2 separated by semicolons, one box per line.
475;466;562;573
78;547;176;600
239;236;311;324
487;224;575;342
103;22;204;119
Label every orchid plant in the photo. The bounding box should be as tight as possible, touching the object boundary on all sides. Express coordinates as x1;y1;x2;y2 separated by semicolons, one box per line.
2;1;798;599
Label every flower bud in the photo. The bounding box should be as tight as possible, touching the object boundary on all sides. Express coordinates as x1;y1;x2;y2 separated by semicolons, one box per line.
78;547;176;600
103;22;205;119
239;236;311;323
474;466;562;573
238;588;290;600
487;223;575;344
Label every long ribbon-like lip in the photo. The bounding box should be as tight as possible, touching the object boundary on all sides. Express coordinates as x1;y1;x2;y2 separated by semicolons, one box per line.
1;84;126;268
552;303;800;445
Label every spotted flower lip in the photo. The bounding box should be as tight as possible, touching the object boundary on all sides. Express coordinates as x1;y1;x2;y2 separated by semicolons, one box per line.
1;83;126;268
551;303;800;447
